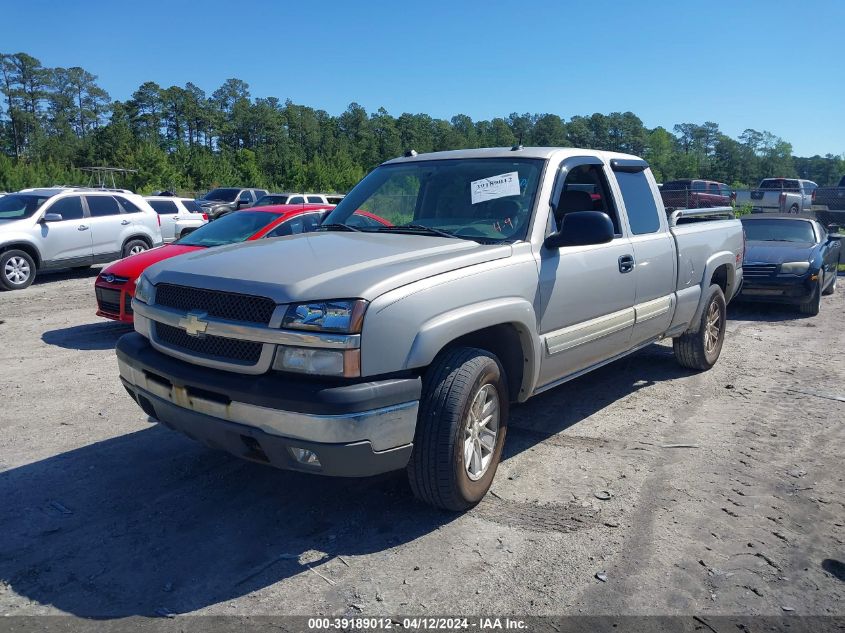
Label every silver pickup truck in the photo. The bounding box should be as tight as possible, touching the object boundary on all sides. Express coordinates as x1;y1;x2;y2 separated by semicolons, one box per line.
735;178;818;214
116;147;744;510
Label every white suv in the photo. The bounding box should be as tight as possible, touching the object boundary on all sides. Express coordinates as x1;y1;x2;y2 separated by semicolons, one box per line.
145;196;208;242
0;188;162;290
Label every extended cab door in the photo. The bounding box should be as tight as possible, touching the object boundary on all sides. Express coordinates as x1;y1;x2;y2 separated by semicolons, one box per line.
536;157;636;388
609;161;677;347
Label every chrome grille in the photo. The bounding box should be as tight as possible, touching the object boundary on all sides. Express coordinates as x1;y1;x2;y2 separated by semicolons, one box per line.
155;323;263;364
743;264;778;279
155;284;276;324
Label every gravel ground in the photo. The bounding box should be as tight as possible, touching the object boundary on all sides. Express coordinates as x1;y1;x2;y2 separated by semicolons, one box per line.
0;266;843;619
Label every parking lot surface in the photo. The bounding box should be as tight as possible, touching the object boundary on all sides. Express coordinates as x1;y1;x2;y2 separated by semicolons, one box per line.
0;267;843;617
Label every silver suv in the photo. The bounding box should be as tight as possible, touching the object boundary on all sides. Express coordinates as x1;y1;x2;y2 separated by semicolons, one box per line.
0;188;162;290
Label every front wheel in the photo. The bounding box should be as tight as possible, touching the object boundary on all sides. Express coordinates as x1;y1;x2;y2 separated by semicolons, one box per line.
673;284;727;370
0;249;37;291
407;347;508;511
800;276;823;315
789;204;800;214
822;271;837;296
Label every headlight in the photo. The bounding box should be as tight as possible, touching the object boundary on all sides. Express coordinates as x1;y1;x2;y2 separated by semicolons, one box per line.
779;261;810;275
134;274;154;304
273;347;361;377
282;299;367;333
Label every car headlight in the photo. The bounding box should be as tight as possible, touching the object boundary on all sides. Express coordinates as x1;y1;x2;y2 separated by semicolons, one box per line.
134;274;154;304
282;299;367;333
272;346;361;377
779;261;810;275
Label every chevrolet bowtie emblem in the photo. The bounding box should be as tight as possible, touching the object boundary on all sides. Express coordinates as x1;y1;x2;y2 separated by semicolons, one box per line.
179;311;209;337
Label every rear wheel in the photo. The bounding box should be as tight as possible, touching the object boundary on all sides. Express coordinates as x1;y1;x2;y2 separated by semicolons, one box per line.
122;239;149;258
789;204;800;214
800;276;823;315
0;250;36;291
407;347;508;511
673;284;727;371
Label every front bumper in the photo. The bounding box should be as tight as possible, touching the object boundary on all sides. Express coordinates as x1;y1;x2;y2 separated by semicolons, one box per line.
116;333;421;476
738;276;816;304
95;281;134;323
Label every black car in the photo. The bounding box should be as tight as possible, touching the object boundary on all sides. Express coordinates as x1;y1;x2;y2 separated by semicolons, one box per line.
739;215;842;315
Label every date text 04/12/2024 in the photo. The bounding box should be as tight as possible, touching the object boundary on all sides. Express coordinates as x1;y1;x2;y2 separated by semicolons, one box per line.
306;617;528;630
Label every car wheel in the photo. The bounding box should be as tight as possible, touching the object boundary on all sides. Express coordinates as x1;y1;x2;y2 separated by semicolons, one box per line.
822;270;837;296
407;347;508;511
789;204;800;214
122;239;149;258
673;284;727;371
800;276;823;315
0;249;37;291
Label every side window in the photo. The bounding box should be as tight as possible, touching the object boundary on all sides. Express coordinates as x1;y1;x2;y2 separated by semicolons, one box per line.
85;195;121;217
181;200;204;213
288;196;305;204
615;171;662;235
555;163;621;234
707;183;720;193
47;196;85;220
255;190;268;198
720;185;732;197
346;211;385;228
266;213;322;237
307;196;324;204
116;196;141;213
239;191;252;203
149;200;179;215
691;181;706;191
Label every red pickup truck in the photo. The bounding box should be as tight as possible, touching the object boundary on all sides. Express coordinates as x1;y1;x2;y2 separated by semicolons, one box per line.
661;179;733;211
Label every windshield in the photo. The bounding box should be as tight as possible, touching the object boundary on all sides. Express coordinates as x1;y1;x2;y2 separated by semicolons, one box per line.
253;195;290;207
0;194;53;220
201;188;240;202
176;211;281;247
742;219;816;243
323;158;544;243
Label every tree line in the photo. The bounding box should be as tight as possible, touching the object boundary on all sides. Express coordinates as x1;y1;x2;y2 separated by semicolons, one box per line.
1;51;843;195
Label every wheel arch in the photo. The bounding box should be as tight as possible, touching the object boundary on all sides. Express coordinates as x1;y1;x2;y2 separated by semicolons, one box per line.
0;242;41;267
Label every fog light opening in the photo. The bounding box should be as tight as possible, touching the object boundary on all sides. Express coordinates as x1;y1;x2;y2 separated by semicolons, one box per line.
288;446;321;468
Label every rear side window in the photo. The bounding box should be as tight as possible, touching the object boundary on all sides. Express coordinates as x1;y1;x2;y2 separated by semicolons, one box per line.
85;196;121;217
116;196;141;213
181;200;203;213
307;196;324;204
615;171;661;235
266;213;323;237
149;200;179;215
48;196;84;221
288;196;305;204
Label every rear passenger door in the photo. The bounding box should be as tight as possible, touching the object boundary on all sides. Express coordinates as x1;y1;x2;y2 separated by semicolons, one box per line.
84;195;126;257
610;163;676;347
149;199;179;241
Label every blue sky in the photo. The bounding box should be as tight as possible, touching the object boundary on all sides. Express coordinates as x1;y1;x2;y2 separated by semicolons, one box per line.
3;0;842;156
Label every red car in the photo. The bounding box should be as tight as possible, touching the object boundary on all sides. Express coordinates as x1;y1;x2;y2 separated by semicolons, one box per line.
95;204;387;323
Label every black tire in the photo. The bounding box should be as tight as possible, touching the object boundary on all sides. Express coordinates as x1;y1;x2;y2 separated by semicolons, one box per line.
407;347;509;511
673;284;727;371
800;275;823;315
122;239;149;258
789;204;799;214
0;249;37;291
822;271;837;296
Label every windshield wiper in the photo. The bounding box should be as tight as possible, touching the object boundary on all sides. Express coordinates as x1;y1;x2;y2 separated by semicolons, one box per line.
318;223;362;232
376;224;460;239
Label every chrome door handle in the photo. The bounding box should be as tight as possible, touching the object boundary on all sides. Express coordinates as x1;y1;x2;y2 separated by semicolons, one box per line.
78;225;89;231
618;254;635;273
121;219;131;225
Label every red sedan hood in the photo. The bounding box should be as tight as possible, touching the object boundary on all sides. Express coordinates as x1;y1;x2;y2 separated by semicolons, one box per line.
100;244;204;278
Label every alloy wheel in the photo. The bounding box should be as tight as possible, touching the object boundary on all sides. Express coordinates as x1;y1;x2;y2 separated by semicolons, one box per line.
463;383;500;481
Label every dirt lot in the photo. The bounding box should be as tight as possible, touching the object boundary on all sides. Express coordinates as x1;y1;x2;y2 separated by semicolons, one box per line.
0;267;843;619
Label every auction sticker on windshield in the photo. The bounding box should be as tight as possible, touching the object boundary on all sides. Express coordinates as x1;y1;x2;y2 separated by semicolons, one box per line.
471;171;520;204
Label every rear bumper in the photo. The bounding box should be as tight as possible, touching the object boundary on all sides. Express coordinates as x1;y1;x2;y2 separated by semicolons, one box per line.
116;333;421;476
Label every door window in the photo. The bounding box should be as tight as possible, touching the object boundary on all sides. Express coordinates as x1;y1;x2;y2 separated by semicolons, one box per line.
238;191;253;203
85;196;121;217
556;164;621;234
288;196;305;204
615;171;661;235
307;196;324;203
47;196;84;220
149;200;179;215
265;213;323;237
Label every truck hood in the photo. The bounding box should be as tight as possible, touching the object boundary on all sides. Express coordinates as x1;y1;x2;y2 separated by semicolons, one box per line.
744;241;815;264
145;232;512;303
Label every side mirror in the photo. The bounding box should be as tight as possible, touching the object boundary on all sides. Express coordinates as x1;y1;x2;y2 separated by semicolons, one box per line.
236;199;250;209
40;213;63;223
544;211;615;249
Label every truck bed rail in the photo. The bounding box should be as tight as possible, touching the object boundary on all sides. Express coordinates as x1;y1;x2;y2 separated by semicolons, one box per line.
669;207;735;227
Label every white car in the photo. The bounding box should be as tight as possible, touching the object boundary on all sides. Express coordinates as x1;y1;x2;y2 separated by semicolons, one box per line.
253;192;345;206
0;188;162;290
145;196;209;242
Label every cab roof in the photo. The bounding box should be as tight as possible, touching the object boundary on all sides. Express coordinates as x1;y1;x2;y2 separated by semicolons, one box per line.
382;146;642;165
